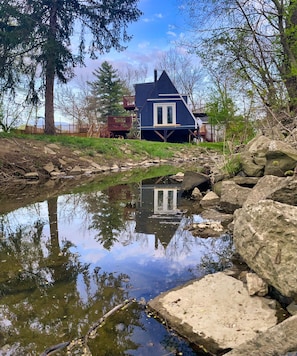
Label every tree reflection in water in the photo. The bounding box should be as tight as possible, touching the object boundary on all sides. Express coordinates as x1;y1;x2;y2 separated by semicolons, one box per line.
0;202;143;355
0;178;231;355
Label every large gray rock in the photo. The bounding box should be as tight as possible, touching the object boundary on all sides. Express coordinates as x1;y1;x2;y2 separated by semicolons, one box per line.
225;315;297;356
148;272;278;355
244;175;297;206
264;140;297;176
240;135;297;177
233;200;297;299
240;151;266;177
220;181;252;213
181;171;210;192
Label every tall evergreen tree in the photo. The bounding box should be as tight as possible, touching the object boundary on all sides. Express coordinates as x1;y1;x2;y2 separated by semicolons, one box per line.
88;61;127;122
0;0;142;134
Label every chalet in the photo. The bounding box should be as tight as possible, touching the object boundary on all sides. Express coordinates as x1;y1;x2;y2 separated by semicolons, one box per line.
124;70;204;143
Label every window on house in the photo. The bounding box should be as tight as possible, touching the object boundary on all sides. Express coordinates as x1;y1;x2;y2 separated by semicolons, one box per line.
154;103;176;125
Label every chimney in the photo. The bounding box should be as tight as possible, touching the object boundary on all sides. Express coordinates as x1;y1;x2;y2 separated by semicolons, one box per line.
154;69;157;82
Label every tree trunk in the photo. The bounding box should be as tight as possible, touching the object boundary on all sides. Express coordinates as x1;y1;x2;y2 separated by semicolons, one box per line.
44;64;56;135
44;1;57;135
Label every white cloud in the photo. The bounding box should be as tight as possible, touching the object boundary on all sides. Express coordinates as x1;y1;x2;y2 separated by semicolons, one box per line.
167;31;177;37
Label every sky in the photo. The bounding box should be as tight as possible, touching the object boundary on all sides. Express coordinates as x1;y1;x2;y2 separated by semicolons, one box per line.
74;0;187;82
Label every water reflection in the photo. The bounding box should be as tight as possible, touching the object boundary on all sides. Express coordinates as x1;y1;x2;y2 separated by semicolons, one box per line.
0;176;233;355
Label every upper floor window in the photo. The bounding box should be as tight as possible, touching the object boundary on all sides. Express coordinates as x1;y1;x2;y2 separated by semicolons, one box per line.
154;103;176;126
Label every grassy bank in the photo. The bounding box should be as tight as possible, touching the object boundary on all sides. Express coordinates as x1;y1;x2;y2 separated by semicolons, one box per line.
0;132;225;162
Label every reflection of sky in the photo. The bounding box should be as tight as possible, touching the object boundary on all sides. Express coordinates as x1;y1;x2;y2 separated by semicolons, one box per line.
3;190;232;302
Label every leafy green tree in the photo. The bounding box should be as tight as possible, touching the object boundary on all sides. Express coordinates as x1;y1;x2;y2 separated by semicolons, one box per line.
0;1;142;135
88;61;127;122
181;0;297;126
205;73;255;142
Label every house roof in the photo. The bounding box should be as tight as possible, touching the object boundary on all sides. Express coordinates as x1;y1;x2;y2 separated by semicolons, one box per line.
135;70;179;110
135;82;155;109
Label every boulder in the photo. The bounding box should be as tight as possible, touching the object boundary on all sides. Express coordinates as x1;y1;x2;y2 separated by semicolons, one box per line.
148;272;278;355
220;181;252;213
264;140;297;176
233;200;297;299
244;135;271;153
181;171;210;193
200;191;220;208
239;135;297;177
240;151;265;177
225;315;297;356
244;175;297;206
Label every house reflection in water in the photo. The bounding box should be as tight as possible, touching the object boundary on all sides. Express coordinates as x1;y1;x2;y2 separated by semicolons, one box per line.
135;178;183;249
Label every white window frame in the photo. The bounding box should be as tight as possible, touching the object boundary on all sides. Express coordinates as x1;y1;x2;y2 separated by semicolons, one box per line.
154;188;178;214
153;103;176;126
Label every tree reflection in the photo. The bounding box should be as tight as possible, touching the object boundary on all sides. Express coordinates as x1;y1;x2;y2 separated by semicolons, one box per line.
84;186;135;250
195;234;234;274
0;201;143;355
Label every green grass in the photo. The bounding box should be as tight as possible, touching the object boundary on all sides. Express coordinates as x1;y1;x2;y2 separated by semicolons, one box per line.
1;131;226;165
1;132;208;160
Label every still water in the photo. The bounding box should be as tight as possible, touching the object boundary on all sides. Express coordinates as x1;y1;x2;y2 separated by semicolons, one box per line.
0;174;233;356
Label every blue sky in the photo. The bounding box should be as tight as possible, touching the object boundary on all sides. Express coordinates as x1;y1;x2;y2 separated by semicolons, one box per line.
75;0;186;81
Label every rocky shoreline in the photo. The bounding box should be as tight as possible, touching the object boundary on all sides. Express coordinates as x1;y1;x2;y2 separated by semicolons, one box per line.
149;135;297;355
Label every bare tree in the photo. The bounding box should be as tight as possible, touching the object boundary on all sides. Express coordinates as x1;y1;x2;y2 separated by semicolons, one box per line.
55;80;94;126
181;0;297;128
155;48;206;110
0;92;35;132
118;63;149;94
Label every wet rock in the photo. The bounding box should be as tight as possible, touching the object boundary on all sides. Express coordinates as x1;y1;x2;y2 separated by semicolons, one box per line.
220;181;252;213
200;209;234;227
187;220;224;238
181;171;210;193
148;272;278;355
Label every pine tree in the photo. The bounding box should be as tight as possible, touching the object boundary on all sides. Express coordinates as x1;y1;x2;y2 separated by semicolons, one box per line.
0;1;141;134
89;61;127;122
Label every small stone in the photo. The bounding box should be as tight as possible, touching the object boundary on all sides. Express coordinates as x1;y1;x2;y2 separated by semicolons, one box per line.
246;272;268;297
43;162;55;173
24;172;39;180
287;302;297;315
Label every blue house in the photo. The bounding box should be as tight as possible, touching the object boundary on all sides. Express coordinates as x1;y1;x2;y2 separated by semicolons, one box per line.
133;70;202;143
